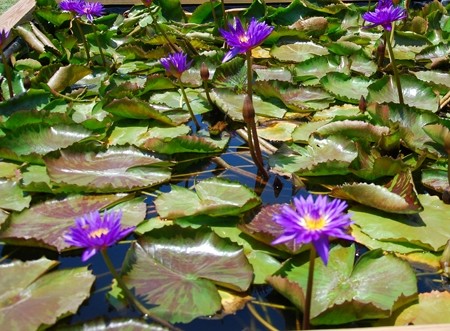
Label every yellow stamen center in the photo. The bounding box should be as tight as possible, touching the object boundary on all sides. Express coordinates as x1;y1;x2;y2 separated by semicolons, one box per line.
239;35;249;43
303;215;327;231
88;228;109;239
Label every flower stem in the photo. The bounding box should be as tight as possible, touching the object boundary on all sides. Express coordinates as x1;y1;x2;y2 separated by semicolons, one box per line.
0;47;13;98
303;247;316;330
147;8;179;53
100;249;181;331
245;51;268;179
384;30;404;105
179;81;201;131
92;24;107;68
74;19;91;63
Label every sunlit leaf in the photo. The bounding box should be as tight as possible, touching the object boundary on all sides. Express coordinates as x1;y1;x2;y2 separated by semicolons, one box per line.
395;291;450;325
269;136;358;176
271;42;329;63
320;72;372;104
120;227;253;323
0;124;92;156
0;179;31;211
45;147;172;192
367;75;439;112
351;194;450;251
155;177;261;218
331;171;423;213
274;245;417;325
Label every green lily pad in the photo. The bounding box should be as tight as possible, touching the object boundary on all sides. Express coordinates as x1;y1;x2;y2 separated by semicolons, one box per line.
272;245;417;325
0;258;95;330
331;171;423;214
271;42;329;63
0;179;31;211
120;227;253;323
257;121;298;142
351;194;450;251
320;72;372;104
0;124;92;156
395;291;450;325
293;55;350;83
367;75;439;112
209;88;286;121
154;177;261;218
269;136;358;176
104;98;176;125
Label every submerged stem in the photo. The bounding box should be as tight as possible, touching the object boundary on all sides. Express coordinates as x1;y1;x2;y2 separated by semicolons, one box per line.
100;249;181;331
302;247;316;330
92;24;107;67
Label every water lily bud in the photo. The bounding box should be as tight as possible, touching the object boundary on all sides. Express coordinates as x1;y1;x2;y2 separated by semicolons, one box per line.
200;62;210;81
440;239;450;276
243;95;255;125
377;41;386;59
359;95;367;113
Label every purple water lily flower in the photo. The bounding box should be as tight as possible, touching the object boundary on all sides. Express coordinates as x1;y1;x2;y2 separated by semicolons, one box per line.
219;17;273;63
0;29;10;49
272;194;353;265
77;1;105;22
64;209;135;262
362;0;407;31
160;51;192;79
59;0;84;13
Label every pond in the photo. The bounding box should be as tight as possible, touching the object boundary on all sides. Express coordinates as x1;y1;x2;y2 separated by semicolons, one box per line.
1;0;450;330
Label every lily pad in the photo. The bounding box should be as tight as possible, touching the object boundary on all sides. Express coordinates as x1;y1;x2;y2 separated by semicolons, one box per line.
331;171;423;214
367;75;439;112
0;194;144;251
395;291;450;325
320;72;372;104
120;227;253;323
273;245;417;325
351;194;450;251
0;258;95;330
271;42;329;63
154;177;261;218
45;147;172;192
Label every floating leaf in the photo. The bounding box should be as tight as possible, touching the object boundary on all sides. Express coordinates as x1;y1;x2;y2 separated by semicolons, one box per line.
0;179;31;211
269;136;358;176
351;194;450;251
275;245;417;325
0;194;142;251
155;177;261;219
45;147;172;192
104;98;176;125
142;131;229;154
271;42;329;63
367;75;439;112
395;291;450;325
294;55;350;83
331;171;423;213
320;72;372;104
120;227;253;323
209;88;286;121
257;121;298;142
0;258;95;330
0;124;92;156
